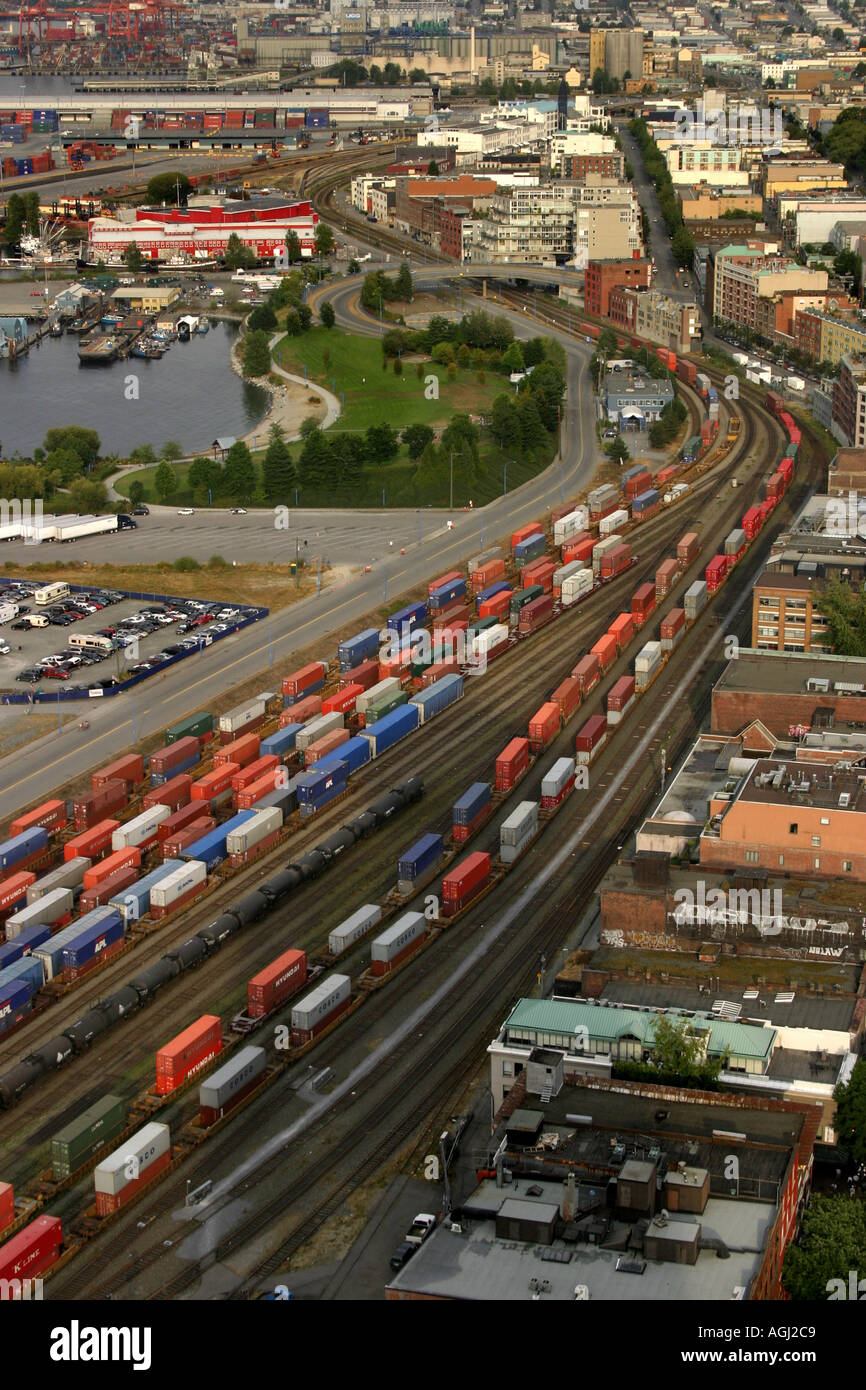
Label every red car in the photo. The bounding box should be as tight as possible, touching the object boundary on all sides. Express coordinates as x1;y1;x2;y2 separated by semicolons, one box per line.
43;667;70;680
191;614;213;627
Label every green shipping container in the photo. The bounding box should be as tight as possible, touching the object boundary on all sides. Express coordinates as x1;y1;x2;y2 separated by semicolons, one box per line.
365;689;409;724
50;1094;126;1180
165;710;213;745
509;584;543;616
467;615;498;637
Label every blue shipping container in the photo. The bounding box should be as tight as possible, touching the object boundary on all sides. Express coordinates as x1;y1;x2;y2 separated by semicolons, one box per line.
410;673;463;724
283;678;325;706
0;826;48;873
386;601;428;634
0;954;44;996
0;923;50;972
477;581;511;608
621;464;646;484
359;702;419;758
514;532;545;560
398;832;443;882
261;724;303;757
453;781;491;826
62;915;125;973
316;734;370;777
428;578;467;610
337;628;380;670
0;979;31;1035
150;751;198;787
31;908;120;982
109;859;184;922
296;761;348;811
633;489;660;512
181;810;257;870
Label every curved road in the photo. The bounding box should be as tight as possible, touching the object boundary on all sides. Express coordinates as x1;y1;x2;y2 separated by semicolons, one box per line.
0;266;600;820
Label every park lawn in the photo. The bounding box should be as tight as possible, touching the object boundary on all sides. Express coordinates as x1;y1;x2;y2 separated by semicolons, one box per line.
115;460;199;506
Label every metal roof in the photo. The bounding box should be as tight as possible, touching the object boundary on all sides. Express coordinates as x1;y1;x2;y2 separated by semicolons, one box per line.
503;998;776;1062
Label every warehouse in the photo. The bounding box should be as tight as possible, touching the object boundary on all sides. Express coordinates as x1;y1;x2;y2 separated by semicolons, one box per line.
88;195;318;266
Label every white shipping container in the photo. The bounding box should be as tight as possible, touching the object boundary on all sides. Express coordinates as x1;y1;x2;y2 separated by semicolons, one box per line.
225;806;282;854
500;800;538;847
501;822;537;862
787;376;806;391
598;509;628;538
111;804;171;851
355;677;399;716
592;536;622;574
291;973;352;1030
472;622;508;657
606;695;635;725
56;516;118;542
553;559;585;590
94;1122;170;1196
635;640;663;671
219;697;266;735
561;569;594;606
553;507;589;546
149;859;207;909
295;710;344;752
328;903;382;955
0;524;22;543
5;887;73;937
541;757;575;800
371;910;425;963
27;857;91;904
708;402;720;421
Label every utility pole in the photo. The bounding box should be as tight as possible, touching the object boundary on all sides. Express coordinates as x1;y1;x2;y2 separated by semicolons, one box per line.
449;450;454;511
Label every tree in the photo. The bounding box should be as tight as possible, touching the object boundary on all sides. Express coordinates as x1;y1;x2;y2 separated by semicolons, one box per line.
382;61;403;86
605;436;631;465
248;302;278;332
3;192;25;246
314;222;335;258
242;329;271;377
517;395;547;456
819;579;866;655
129;442;156;465
491;394;520;450
648;1014;724;1082
154;460;177;501
597;328;619;358
224;232;255;271
365;422;399;463
22;191;39;236
223;440;256;503
409;68;426;84
145;172;191;206
43;426;100;471
319;301;336;329
69;477;108;512
161;440;183;461
672;225;696;268
834;1057;866;1166
263;430;295;499
123;242;143;274
502;342;525;373
284;230;302;265
128;479;144;506
426;159;440;176
402;423;434;460
298;427;331;488
783;1196;866;1300
395;261;414;302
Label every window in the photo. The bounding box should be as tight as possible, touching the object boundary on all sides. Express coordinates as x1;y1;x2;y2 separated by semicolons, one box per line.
811;835;821;848
814;858;820;870
820;816;830;826
502;1062;513;1077
778;854;784;867
789;823;798;834
843;860;852;872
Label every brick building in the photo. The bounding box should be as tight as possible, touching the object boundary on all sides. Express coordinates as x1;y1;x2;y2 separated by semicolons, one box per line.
584;255;651;318
832;355;866;448
711;649;866;740
608;286;700;352
752;572;831;653
562;152;625;179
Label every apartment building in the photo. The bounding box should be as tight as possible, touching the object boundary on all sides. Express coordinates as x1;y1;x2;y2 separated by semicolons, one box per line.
752;572;830;655
795;309;866;365
584;256;651;318
549;130;620;176
473;185;641;265
608;287;701;353
832;355;866;449
712;246;827;330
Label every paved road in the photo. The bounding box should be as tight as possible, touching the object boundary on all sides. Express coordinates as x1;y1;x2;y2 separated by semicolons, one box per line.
616;122;694;304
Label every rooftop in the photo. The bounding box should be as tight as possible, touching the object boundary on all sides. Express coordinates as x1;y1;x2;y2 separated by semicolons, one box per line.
596;978;856;1033
713;648;866;697
737;757;866;814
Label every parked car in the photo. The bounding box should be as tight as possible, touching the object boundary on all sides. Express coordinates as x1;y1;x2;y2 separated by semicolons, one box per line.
389;1242;416;1271
132;505;150;516
177;508;195;516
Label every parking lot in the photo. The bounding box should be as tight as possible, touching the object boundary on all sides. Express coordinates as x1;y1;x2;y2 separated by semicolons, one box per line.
0;580;253;696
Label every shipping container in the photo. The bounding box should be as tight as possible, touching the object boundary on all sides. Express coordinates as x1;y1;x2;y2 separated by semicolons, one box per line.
573;653;600;693
156;801;210;846
386;600;427;635
316;735;371;779
156;1015;222;1095
705;555;728;593
214;732;261;770
724;527;746;558
355;678;399;717
428;569;463;595
428;577;467;610
370;911;426;975
741;506;763;540
295;712;345;753
51;1095;126;1181
469;557;506;589
624;470;652;501
677;531;699;571
191;763;240;803
64;819;120;863
606;675;636;724
260;726;302;760
339;659;381;693
295;760;349;813
142;774;192;814
514;533;546;567
109;860;183;923
561;568;594;607
592;536;622;576
452;781;491;841
660;607;686;652
32;909;120;982
0;978;31;1035
247;947;307;1018
360;703;419;758
282;661;327;702
528;702;560;752
337;628;380;671
112;805;170;853
320;684;363;719
0;1214;62;1283
600;543;632;580
520;558;557;595
324;904;381;957
162;820;215;860
552;560;585;598
684;579;707;617
72;780;127;831
150;860;207;917
590;632;618;673
397;833;443;889
61;912;126;981
509;584;543;617
609;612;636;650
180;811;257;870
0;871;36;920
5;888;73;938
655;558;679;598
218;697;266;736
575;713;607;763
0;827;48;876
495;737;530;792
541;756;575;808
150;736;201;781
199;1045;267;1126
291;973;352;1044
499;800;538;862
92;753;143;791
94;1122;170;1214
10;800;67;838
550;676;582;722
230;755;280;794
635;640;663;690
0;923;50;973
599;508;629;538
552;507;590;547
225;806;282;855
631;582;657;626
418;655;460;687
409;673;463;724
511;522;544;550
27;857;89;904
441;850;490;916
562;533;596;567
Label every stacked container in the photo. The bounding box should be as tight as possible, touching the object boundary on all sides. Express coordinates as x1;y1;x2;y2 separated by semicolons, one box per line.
156;1015;222;1095
280;697;321;725
540;757;575;808
660;607;686;652
180;812;257;869
328;905;382;955
655;559;679;598
397;834;443;893
499;801;538;863
150;736;200;785
112;805;171;852
599;508;629;537
5;889;73;938
592;535;622;576
10;800;67;837
724;527;746;560
495;737;529;791
677;532;699;571
109;860;185;923
199;1046;267;1127
94;1123;171;1215
441;850;490;917
606;675;636;725
291;974;352;1045
573;653;600;694
609;612;635;650
225;806;282;865
338;628;379;671
72;782;126;831
452;782;491;842
631;583;657;628
409;673;463;724
550;676;582;722
247;948;307;1018
561;568;593;606
528;702;560;752
684;579;707;618
27;857;89;903
635;640;663;690
600;543;632;580
552;507;589;546
296;762;349;813
304;729;350;767
370;911;426;976
575;714;607;764
64;819;120;862
359;704;418;758
51;1095;126;1181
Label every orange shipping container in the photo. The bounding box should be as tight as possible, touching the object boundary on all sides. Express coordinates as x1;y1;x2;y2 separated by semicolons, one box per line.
82;846;141;891
155;1014;223;1095
214;733;260;769
92;753;143;790
280;695;321;726
191;763;240;801
304;729;349;767
528;701;560;750
231;755;279;793
590;633;618;672
236;770;284;810
469;558;506;588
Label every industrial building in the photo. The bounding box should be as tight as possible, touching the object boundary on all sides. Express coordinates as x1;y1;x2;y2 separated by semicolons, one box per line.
601;367;674;429
751;572;830;654
88;194;318;265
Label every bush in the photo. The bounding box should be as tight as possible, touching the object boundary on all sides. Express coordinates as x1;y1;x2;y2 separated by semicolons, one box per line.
208;555;228;568
173;556;200;571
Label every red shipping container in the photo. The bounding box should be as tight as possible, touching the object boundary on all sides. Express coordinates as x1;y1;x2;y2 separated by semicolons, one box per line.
247;947;307;1018
511;522;542;550
73;780;127;831
631;583;656;625
417;656;458;688
442;850;491;915
470;558;506;588
0;1214;62;1283
590;633;618;672
0;871;36;919
656;466;678;485
661;608;686;640
428;569;462;595
142;774;192;813
521;558;556;593
339;660;379;691
600;543;632;579
214;733;260;769
677;532;699;570
529;701;560;751
432;602;470;630
519;593;554;633
495;737;530;791
576;714;607;758
0;1180;13;1233
655;559;679;597
149;736;200;778
231;755;280;793
304;729;349;767
64;819;121;862
562;533;595;566
79;866;138;915
191;764;239;801
378;651;412;681
282;661;327;698
478;591;511;622
742;506;763;539
607;675;635;712
10;800;67;837
83;846;141;891
163;819;215;859
573;653;600;692
322;684;364;717
155;1014;223;1095
236;771;284;810
779;457;794;484
759;500;774;522
158;801;210;844
94;1151;171;1217
706;555;728;592
550;676;582;721
608;612;635;649
624;471;652;501
280;695;322;726
701;421;713;443
92;753;143;791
